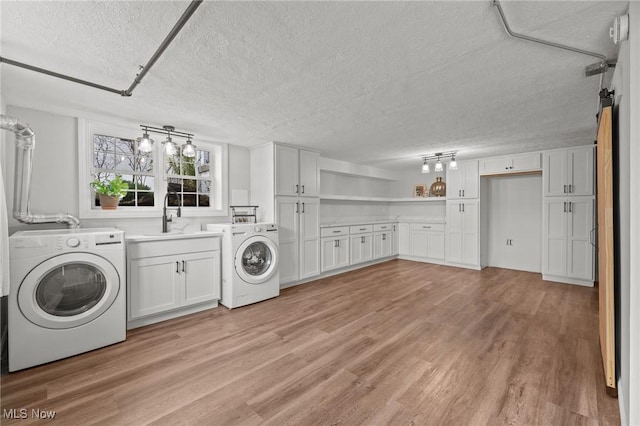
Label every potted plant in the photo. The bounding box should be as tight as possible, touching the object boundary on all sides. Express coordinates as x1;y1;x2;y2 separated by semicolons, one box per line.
91;175;129;210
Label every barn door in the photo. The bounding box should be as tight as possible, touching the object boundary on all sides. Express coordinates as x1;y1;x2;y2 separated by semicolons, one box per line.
596;100;616;395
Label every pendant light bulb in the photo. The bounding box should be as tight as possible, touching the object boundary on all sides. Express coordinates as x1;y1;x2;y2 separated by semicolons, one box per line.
137;130;154;153
449;156;457;170
421;158;430;173
435;157;443;172
182;137;197;158
163;135;177;156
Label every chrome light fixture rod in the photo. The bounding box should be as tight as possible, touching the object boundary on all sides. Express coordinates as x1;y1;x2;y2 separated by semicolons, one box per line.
0;0;203;97
492;0;610;63
142;125;193;139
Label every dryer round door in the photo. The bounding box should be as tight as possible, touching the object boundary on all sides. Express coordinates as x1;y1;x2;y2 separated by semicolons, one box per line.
234;236;279;284
18;253;121;329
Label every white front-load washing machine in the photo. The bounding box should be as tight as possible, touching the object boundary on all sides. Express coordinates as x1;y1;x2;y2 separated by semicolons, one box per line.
205;223;279;308
8;228;126;371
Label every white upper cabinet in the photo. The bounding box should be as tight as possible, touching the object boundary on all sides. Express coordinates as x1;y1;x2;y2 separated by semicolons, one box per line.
480;153;541;175
543;146;594;197
275;144;319;197
447;160;478;199
275;145;300;196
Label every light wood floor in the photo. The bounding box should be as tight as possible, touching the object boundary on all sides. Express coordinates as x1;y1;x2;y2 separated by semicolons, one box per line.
1;260;620;425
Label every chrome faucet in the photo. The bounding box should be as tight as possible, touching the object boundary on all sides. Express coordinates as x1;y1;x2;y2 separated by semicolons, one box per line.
162;192;182;233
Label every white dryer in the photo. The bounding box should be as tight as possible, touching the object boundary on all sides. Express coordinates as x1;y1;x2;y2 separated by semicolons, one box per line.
205;223;279;308
8;228;126;371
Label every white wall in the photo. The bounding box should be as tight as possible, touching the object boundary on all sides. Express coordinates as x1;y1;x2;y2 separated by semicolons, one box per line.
3;105;250;235
611;3;640;424
484;174;542;273
390;168;446;198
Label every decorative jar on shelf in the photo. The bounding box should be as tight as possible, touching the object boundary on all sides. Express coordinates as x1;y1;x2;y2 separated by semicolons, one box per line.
430;177;446;197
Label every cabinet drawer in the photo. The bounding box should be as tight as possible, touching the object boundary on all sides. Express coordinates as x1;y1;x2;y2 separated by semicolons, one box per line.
410;223;444;232
321;226;349;237
128;237;220;259
350;224;373;234
373;223;395;232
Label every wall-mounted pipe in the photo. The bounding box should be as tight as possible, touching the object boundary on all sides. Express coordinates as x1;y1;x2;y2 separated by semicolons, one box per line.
0;115;80;228
0;0;203;97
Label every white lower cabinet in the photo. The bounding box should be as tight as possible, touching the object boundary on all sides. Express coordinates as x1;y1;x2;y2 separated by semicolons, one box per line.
398;222;445;261
127;236;221;328
373;231;393;259
321;234;350;272
276;197;320;283
542;197;594;284
446;200;480;267
350;225;373;265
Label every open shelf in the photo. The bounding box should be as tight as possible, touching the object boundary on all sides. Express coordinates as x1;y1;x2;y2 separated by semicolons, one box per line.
320;195;447;203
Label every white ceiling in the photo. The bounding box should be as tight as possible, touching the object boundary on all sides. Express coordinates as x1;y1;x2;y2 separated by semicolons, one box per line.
0;1;627;169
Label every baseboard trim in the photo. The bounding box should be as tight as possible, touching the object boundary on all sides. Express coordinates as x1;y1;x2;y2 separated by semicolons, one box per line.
542;274;594;287
618;377;627;426
127;300;218;330
280;256;398;289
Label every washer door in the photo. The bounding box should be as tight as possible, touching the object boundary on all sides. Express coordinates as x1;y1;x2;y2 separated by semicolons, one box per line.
18;253;120;329
234;236;279;284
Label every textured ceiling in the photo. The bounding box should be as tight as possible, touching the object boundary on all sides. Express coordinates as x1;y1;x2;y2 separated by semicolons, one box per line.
0;1;627;169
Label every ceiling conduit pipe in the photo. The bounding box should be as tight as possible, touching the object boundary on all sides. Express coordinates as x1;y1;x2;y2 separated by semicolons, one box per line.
492;0;613;73
0;0;203;97
0;115;80;228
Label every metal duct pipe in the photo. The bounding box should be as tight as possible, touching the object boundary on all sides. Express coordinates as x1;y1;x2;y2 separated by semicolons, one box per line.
0;115;80;228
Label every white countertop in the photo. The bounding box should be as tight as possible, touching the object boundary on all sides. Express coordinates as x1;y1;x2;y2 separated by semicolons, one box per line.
396;216;446;224
320;217;446;228
320;219;399;228
125;230;223;242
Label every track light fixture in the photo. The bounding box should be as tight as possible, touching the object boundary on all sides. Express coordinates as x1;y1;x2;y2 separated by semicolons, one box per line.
419;151;458;173
138;124;195;156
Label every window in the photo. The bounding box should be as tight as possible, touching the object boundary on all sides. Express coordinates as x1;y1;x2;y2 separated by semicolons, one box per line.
165;148;212;208
92;134;155;207
78;119;228;218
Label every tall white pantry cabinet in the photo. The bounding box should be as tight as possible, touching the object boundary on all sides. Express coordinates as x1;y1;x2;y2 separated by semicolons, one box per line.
542;146;595;286
250;143;321;285
445;160;481;269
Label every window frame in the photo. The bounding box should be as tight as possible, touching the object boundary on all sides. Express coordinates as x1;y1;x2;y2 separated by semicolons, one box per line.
78;118;228;219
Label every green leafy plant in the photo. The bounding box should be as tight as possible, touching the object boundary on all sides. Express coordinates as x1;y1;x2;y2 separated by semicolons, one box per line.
90;175;129;198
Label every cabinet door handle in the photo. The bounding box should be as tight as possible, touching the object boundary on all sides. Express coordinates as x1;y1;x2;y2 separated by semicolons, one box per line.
301;202;305;213
176;261;180;274
361;236;365;244
462;189;465;197
296;202;299;214
505;166;509;170
462;204;465;213
333;230;341;233
359;228;366;231
590;228;597;248
423;226;431;229
295;184;299;194
393;225;396;231
382;234;386;241
563;202;567;212
563;184;567;193
568;202;572;213
182;260;186;273
459;190;461;197
301;185;305;194
569;184;573;193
